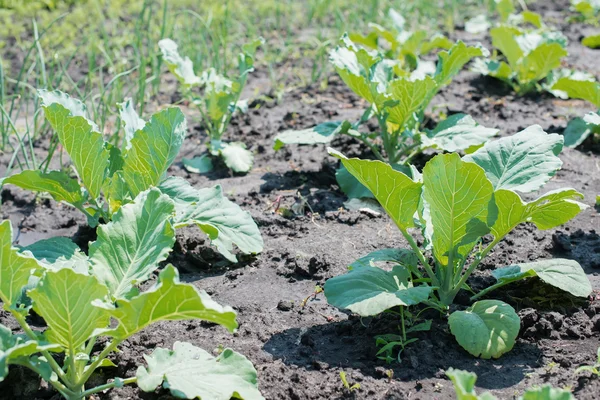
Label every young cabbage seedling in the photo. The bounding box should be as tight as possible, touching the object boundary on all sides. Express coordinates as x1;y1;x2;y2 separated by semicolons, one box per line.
570;0;600;26
575;347;600;377
446;368;575;400
349;8;454;76
159;37;264;174
473;25;597;97
324;126;591;359
2;90;263;262
0;192;264;400
274;34;495;199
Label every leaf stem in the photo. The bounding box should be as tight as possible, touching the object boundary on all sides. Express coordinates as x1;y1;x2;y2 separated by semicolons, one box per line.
398;228;439;287
75;339;121;387
78;376;137;398
470;280;509;302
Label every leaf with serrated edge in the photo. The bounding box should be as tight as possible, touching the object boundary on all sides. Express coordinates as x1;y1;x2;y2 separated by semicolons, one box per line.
434;41;488;87
118;98;145;151
324;265;432;316
449;300;520;359
463;126;563;193
386;77;437;126
3;170;86;207
519;385;575;400
422;153;493;267
101;265;237;338
329;149;422;230
517;43;567;85
446;368;499;400
158;177;263;262
0;220;41;307
122;107;186;196
158;39;202;88
22;237;88;273
422;114;498;152
39;90;109;200
220;142;253;173
136;341;263;400
29;268;109;350
89;188;175;299
491;188;587;239
492;259;591;298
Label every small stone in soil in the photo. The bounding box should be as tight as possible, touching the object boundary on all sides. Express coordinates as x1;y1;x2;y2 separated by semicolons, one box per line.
277;300;294;311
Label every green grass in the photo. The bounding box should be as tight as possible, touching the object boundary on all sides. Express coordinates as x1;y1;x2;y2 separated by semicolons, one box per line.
0;0;495;174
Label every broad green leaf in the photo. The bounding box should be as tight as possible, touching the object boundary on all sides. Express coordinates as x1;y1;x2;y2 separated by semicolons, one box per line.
122;107;186;196
582;34;600;49
422;153;493;267
182;155;214;174
446;368;498;400
102;265;237;338
449;300;520;359
201;69;238;123
39;89;109;200
335;163;375;199
238;37;264;76
519;11;544;28
158;38;202;88
89;188;175;299
158;177;263;262
103;171;131;215
491;188;587;239
3;170;86;207
471;59;513;81
0;220;41;307
490;27;523;68
29;268;109;350
330;37;380;103
329;149;422;230
435;41;489;87
386;76;437;126
495;0;515;22
517;43;567;85
492;259;591;298
563;117;594;148
519;385;575;400
349;248;418;270
118;98;145;150
422;114;498;152
22;237;88;273
0;324;61;382
137;341;263;400
273;121;351;151
325;265;432;316
463;125;563;193
220;142;253;173
551;77;600;108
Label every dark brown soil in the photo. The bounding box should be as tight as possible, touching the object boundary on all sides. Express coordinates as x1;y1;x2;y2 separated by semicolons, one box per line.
1;0;600;399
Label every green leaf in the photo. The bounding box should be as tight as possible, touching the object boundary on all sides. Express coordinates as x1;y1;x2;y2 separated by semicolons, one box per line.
463;125;563;193
182;155;214;174
273;121;351;151
349;248;418;270
0;220;41;307
103;171;131;215
563;117;594;148
492;259;591;298
158;177;263;262
39;89;109;200
89;188;175;299
158;38;202;88
122;107;186;196
0;324;61;382
100;265;237;338
449;300;520;359
495;0;515;22
3;170;86;207
220;142;253;173
517;43;567;85
22;237;88;273
422;114;498;152
29;268;109;350
434;41;489;87
472;59;513;81
201;69;238;123
118;98;145;150
422;153;493;267
490;26;523;68
519;385;575;400
329;149;422;230
335;163;375;200
491;188;587;239
582;34;600;49
550;76;600;108
386;76;437;126
325;265;432;316
446;368;498;400
137;341;263;400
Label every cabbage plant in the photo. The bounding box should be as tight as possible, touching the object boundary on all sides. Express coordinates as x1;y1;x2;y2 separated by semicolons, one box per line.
324;127;591;359
3;90;263;263
274;34;494;199
159;38;263;174
0;194;264;399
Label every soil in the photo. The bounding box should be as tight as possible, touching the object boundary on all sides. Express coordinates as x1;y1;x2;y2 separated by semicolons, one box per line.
1;0;600;399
